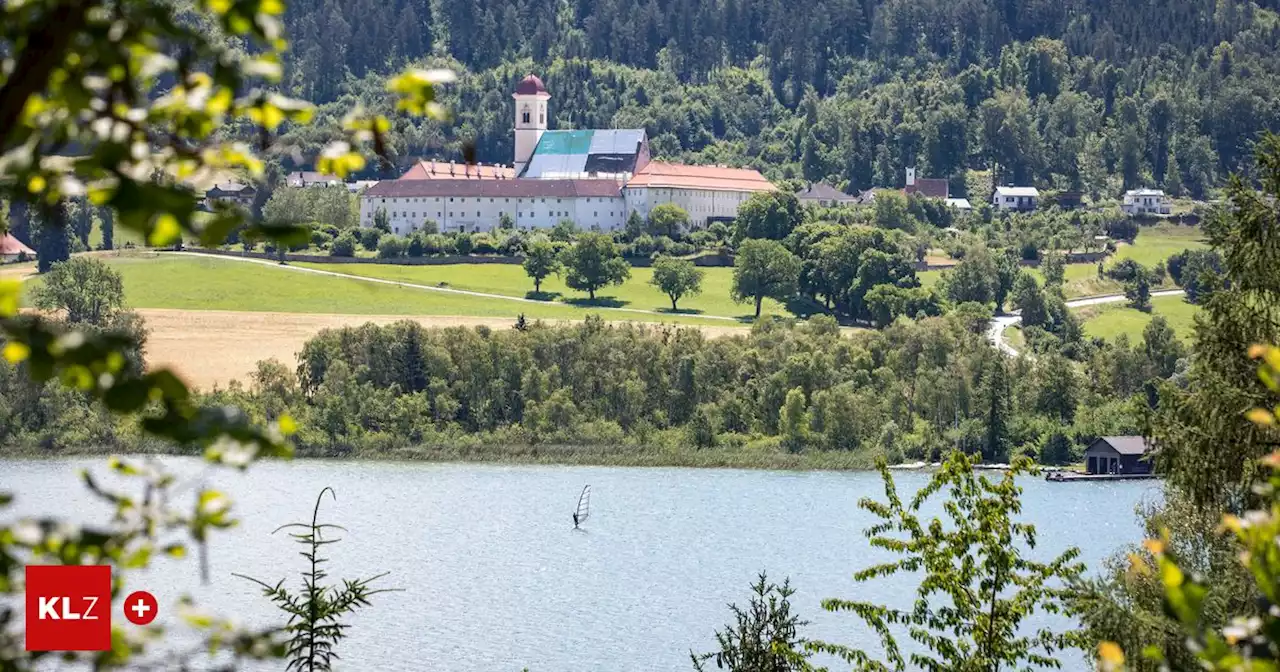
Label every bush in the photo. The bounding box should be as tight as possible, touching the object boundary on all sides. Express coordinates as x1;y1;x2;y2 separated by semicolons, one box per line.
310;230;333;248
689;230;718;249
498;233;524;255
453;233;474;255
359;228;382;251
377;235;407;259
668;241;696;256
1020;241;1039;261
422;233;447;255
471;234;499;255
330;232;357;257
631;234;655;257
406;233;425;257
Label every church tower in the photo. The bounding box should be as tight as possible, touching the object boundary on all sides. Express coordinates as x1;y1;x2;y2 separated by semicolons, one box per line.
513;74;550;176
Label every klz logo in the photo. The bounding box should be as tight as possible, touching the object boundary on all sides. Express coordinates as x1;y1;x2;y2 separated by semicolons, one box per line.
25;565;111;651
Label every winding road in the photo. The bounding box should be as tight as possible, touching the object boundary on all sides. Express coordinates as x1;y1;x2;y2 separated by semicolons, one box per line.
987;289;1187;355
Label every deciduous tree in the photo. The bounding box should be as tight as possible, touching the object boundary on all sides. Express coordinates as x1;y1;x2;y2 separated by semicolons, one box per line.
649;256;703;310
563;232;631;300
732;239;800;318
522;240;563;294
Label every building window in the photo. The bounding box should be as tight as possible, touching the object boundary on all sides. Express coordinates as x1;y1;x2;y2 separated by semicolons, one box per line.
450;197;454;202
521;106;530;124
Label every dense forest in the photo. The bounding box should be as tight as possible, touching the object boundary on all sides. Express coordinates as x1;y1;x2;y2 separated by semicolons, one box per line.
271;0;1280;199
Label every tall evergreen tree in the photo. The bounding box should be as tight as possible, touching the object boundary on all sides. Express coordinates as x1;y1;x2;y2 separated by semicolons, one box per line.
36;204;71;273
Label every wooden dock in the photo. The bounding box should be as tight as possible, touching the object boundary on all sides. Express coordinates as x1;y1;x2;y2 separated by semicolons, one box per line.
1045;471;1158;482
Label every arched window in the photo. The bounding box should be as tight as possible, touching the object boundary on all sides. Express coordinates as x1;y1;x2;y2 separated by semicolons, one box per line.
521;106;531;124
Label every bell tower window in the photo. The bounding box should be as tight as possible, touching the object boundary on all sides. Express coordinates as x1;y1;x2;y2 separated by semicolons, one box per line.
521;106;531;125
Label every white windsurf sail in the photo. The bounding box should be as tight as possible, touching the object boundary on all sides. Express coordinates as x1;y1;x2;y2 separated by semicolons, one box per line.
574;485;591;526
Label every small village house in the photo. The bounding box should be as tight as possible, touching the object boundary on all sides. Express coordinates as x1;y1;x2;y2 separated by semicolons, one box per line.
0;232;35;263
944;198;973;211
902;167;949;200
1083;436;1152;475
1122;188;1172;216
992;185;1039;212
796;182;856;208
285;171;343;188
204;182;256;209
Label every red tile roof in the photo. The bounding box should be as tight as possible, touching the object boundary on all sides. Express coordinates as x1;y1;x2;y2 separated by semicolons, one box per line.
400;160;516;180
904;178;950;199
625;162;773;193
0;233;35;256
515;74;548;96
364;178;623;199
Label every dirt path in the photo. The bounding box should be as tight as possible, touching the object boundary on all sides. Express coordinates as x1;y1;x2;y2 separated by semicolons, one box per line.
137;308;756;390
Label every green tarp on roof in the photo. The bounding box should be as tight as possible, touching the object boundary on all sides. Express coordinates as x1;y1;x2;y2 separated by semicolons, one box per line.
533;130;595;155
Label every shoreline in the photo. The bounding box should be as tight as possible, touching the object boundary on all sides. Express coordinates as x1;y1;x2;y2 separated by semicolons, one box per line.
0;443;884;472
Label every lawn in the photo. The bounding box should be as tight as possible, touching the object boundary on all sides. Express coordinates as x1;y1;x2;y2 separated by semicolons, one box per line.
292;261;788;320
1079;294;1200;342
920;224;1207;299
88;218;148;249
22;253;739;327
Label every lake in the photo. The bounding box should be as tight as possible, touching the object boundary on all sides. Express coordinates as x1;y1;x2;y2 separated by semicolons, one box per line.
0;458;1159;670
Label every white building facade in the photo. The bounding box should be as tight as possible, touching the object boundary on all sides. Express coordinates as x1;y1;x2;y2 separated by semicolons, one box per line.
992;186;1040;211
1122;188;1172;215
360;180;627;234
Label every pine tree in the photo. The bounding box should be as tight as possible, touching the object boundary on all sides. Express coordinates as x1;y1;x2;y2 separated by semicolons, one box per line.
8;199;30;246
98;206;114;250
36;204;71;273
981;352;1010;462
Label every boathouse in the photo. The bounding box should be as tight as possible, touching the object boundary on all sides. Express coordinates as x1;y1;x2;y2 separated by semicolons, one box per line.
1083;436;1152;475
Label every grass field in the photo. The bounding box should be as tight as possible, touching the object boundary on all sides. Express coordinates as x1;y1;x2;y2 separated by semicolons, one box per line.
1079;294;1199;342
919;224;1207;299
22;253;741;327
88;219;148;249
292;260;788;320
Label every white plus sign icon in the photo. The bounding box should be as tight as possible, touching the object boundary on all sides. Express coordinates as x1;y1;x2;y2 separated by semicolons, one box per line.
122;590;158;625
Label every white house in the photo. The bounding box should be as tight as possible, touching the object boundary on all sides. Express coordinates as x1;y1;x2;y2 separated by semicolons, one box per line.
360;179;627;234
1122;188;1172;216
992;186;1039;212
797;182;857;208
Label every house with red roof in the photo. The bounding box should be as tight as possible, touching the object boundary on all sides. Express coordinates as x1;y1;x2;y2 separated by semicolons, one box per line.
0;232;35;262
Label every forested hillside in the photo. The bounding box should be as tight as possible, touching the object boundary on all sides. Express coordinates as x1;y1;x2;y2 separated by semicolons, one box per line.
275;0;1280;197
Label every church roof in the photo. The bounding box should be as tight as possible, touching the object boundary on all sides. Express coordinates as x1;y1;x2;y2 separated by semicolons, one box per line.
625;162;774;193
905;178;950;199
515;74;548;96
521;129;648;179
364;178;622;199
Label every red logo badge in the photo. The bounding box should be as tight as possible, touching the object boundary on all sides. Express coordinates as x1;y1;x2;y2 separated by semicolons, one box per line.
123;590;158;626
24;565;112;652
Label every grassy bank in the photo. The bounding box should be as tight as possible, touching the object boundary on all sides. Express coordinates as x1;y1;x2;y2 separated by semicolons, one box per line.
0;442;880;471
1080;294;1199;342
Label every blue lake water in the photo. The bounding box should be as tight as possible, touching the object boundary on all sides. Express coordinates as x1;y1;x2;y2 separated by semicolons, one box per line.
0;458;1158;670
